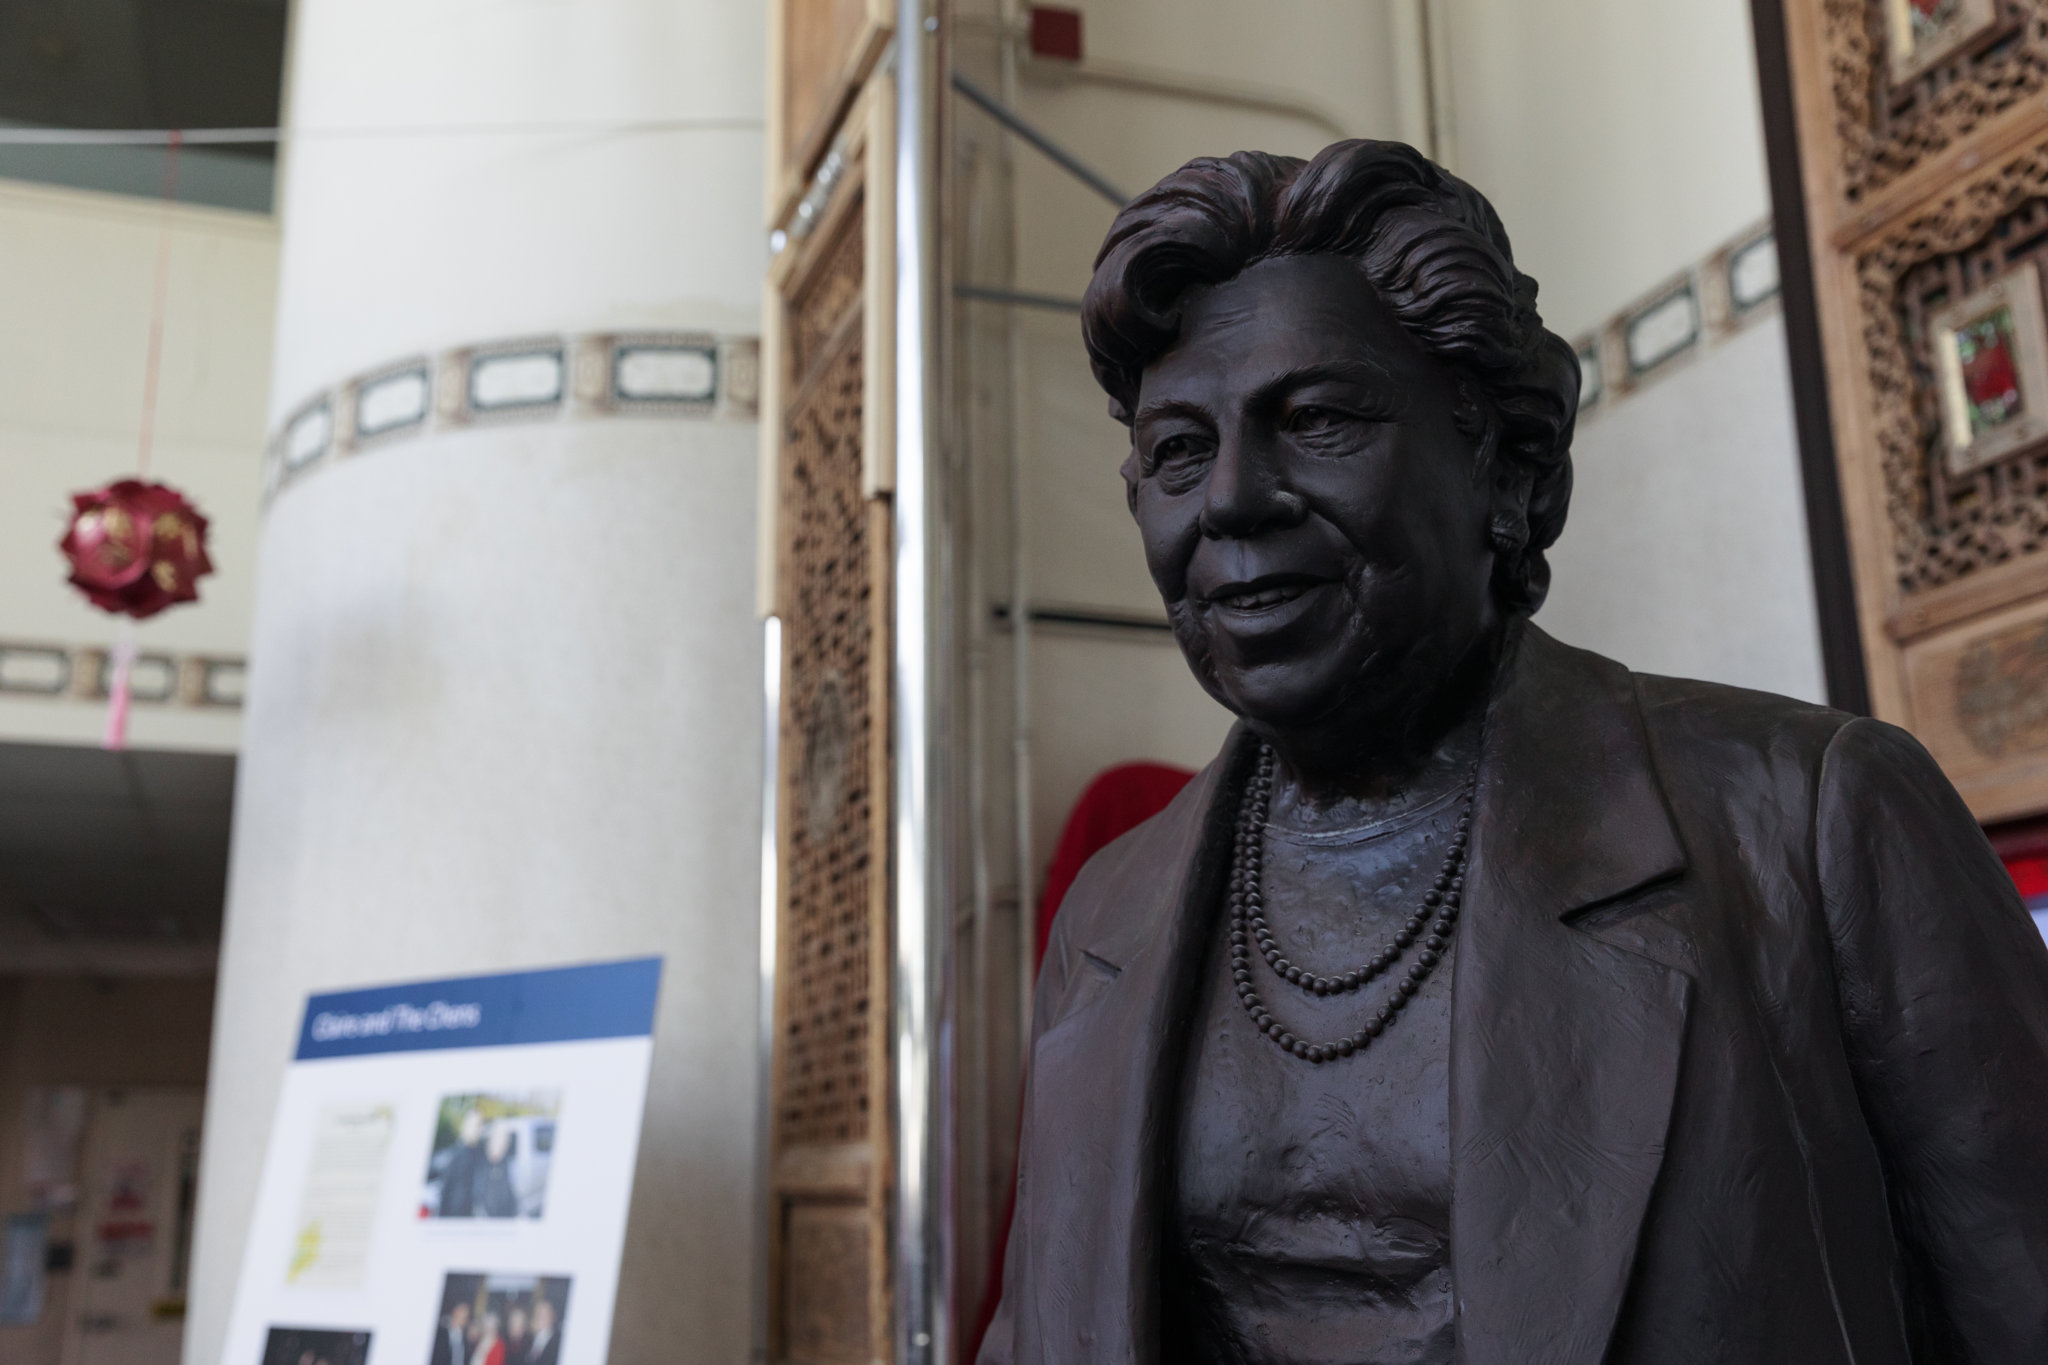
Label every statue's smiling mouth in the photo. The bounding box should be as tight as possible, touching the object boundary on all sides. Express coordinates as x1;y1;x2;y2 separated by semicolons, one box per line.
1204;573;1333;612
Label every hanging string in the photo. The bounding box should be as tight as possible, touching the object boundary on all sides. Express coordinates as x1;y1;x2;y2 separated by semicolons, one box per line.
103;130;183;753
135;129;180;479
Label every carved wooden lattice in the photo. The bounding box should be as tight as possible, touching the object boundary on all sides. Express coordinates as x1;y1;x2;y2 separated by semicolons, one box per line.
1860;154;2048;592
766;150;893;1362
777;203;875;1150
1785;0;2048;817
791;219;870;386
1827;0;2045;204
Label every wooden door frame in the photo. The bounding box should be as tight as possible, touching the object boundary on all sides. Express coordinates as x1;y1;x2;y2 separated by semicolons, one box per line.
1750;0;1873;716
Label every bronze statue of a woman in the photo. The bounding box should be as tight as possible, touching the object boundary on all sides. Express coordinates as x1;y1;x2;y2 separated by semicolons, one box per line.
978;142;2048;1365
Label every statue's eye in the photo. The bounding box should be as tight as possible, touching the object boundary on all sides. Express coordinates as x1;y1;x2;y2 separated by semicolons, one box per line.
1152;433;1210;466
1290;405;1344;433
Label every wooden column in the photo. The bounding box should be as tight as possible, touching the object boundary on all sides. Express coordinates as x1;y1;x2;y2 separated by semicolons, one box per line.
763;3;899;1358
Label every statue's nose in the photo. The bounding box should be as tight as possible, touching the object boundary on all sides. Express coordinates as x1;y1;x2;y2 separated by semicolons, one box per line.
1200;440;1307;539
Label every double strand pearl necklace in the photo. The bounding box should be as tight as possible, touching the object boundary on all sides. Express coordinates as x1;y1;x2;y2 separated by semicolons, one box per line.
1228;742;1475;1064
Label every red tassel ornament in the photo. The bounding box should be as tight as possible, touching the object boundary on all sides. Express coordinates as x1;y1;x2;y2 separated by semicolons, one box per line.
60;478;214;620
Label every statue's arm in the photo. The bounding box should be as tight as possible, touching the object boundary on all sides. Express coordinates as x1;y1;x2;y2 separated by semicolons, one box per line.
1817;717;2048;1359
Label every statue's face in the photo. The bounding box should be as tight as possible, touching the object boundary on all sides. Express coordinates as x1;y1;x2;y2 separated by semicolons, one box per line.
1125;253;1506;743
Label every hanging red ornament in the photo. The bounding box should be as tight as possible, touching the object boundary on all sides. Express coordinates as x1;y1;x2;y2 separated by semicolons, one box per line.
60;478;214;619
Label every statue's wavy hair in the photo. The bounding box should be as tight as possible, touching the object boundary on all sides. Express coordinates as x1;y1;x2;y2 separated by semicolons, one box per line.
1081;140;1580;614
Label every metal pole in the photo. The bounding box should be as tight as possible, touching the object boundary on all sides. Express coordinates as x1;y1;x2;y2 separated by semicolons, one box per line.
895;1;950;1361
949;71;1128;207
752;616;781;1365
998;0;1039;1082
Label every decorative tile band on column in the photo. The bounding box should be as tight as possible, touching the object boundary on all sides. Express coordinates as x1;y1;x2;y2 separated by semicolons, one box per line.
262;330;763;506
0;640;246;709
1573;219;1780;422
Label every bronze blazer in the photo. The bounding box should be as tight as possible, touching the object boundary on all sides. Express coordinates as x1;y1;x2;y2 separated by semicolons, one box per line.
979;625;2048;1365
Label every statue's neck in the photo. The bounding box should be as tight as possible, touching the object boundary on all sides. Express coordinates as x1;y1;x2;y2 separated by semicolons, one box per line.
1259;620;1511;829
1264;708;1483;834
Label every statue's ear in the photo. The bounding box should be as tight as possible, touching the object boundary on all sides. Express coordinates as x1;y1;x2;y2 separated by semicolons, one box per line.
1107;395;1132;425
1486;457;1534;554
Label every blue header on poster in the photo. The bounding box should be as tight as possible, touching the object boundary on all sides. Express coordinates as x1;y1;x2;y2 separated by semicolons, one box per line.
294;957;662;1061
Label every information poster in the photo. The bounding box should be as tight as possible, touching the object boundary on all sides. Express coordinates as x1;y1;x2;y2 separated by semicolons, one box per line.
220;958;662;1365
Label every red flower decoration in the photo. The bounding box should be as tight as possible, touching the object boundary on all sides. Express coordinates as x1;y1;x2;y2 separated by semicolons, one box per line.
60;478;214;619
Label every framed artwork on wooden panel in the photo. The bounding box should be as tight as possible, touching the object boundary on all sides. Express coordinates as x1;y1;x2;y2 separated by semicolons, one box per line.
1931;262;2048;477
1885;0;2001;84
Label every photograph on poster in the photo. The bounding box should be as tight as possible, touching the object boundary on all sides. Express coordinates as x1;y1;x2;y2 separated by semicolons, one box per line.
428;1271;571;1365
261;1325;372;1365
421;1091;559;1220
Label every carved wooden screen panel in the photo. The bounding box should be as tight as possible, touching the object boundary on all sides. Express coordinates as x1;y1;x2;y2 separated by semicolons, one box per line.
772;0;892;216
767;112;894;1365
1787;0;2048;818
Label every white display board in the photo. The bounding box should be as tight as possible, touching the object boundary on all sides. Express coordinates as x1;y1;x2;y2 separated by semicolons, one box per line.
220;958;662;1365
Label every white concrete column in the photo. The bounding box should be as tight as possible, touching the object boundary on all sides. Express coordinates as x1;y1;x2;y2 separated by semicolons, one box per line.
186;4;766;1363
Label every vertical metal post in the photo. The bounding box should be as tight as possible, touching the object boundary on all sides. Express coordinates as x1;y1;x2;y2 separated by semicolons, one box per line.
894;0;951;1361
753;616;781;1365
998;0;1037;1049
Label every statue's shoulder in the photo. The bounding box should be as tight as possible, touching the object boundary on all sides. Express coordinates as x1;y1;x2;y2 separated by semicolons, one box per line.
1632;668;1851;748
1626;665;1861;807
1047;744;1236;960
1520;623;1854;769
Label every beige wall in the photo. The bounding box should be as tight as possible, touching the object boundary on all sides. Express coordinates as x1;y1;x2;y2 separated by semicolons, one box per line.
1433;0;1825;699
1010;0;1405;302
0;974;216;1362
1011;1;1779;338
1440;0;1773;339
0;181;277;753
1545;314;1826;701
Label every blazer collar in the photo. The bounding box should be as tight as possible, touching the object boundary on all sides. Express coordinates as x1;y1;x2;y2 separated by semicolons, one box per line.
1475;621;1687;917
1451;623;1695;1365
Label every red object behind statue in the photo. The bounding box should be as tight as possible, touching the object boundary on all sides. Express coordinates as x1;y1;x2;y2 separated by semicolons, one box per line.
1033;760;1195;969
59;478;213;619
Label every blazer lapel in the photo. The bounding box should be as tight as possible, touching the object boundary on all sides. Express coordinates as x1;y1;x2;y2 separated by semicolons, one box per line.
1015;731;1255;1365
1452;626;1695;1365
